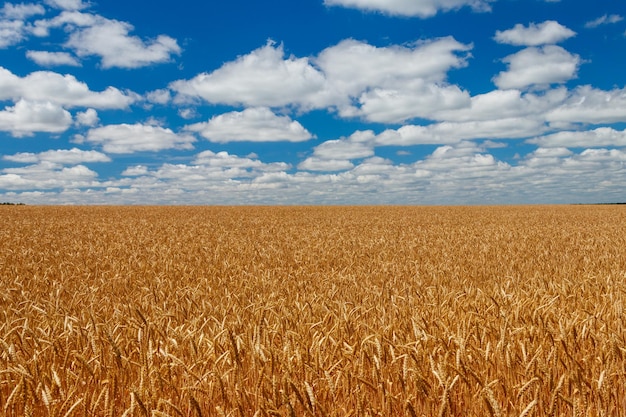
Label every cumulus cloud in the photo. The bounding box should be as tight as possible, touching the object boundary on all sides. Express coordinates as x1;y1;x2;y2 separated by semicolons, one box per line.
350;82;470;123
121;165;149;176
545;85;626;124
523;146;574;167
493;46;581;90
416;142;506;175
4;148;110;164
311;130;376;160
44;0;90;11
494;21;576;46
66;19;181;69
0;66;135;108
192;150;289;171
32;10;95;36
178;108;199;120
116;151;291;199
433;85;626;129
0;99;72;137
298;157;354;172
1;3;45;19
585;14;623;29
433;88;568;122
34;11;181;68
74;108;98;126
375;117;546;146
5;142;626;205
80;123;196;153
575;148;626;163
296;130;379;172
145;89;171;105
26;50;81;66
323;0;494;18
173;37;472;123
186;107;314;143
527;127;626;148
298;130;374;171
0;3;44;49
317;37;472;122
317;37;471;93
171;41;330;109
0;162;99;191
0;19;26;48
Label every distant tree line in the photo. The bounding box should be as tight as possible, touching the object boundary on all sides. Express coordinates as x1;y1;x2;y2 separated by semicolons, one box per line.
1;202;25;205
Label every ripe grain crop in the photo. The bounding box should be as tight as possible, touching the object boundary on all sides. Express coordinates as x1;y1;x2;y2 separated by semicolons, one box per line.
1;205;625;416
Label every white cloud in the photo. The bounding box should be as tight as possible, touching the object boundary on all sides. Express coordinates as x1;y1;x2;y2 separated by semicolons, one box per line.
186;107;314;143
178;108;198;120
81;123;196;153
172;37;472;123
192;150;289;171
145;89;171;105
493;45;581;90
546;85;626;124
4;148;110;164
112;151;292;199
66;21;180;69
351;82;470;123
26;50;81;66
576;148;626;163
0;19;25;48
0;66;135;109
317;37;472;122
435;85;626;128
433;88;568;122
34;12;181;68
32;10;96;36
5;142;626;205
44;0;90;11
147;163;265;186
0;99;72;137
417;142;506;173
531;147;573;157
298;157;354;172
1;3;45;19
0;162;98;190
74;108;98;126
121;165;149;176
297;130;375;172
311;130;376;160
323;0;494;18
585;14;623;29
171;41;330;109
351;156;397;175
0;4;44;49
522;146;573;167
494;21;576;46
375;117;546;145
528;127;626;148
317;37;471;94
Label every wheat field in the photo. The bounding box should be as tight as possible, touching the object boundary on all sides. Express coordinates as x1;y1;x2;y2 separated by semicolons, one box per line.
1;205;625;416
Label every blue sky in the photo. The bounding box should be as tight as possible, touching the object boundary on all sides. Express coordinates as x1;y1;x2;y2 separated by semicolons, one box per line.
1;0;625;204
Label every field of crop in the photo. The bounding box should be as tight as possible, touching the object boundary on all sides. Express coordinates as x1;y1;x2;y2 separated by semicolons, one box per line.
1;205;625;416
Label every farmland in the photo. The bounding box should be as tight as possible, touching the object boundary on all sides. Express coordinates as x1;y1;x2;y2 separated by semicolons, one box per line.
1;205;625;416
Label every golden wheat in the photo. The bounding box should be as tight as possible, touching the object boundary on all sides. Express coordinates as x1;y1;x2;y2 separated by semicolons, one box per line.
1;205;625;416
